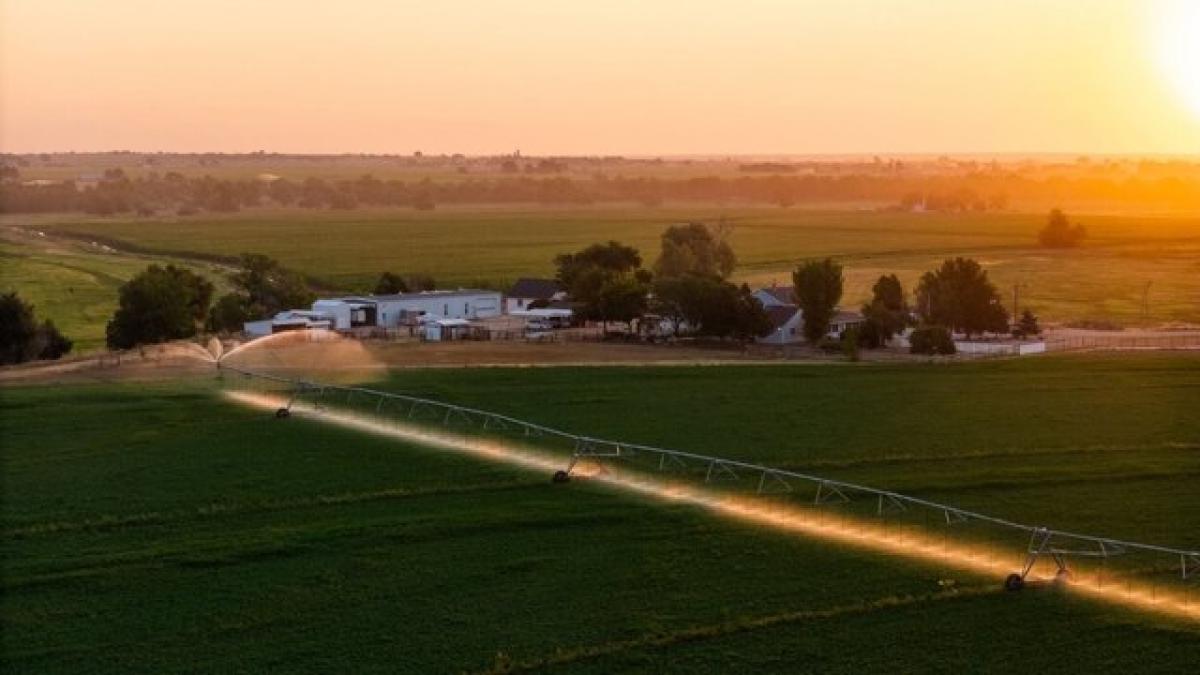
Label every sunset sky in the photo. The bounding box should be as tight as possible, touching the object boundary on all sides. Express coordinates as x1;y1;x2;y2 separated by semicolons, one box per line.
3;0;1199;155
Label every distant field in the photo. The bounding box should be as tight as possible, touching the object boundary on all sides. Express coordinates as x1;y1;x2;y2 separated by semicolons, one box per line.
26;206;1200;325
3;355;1199;672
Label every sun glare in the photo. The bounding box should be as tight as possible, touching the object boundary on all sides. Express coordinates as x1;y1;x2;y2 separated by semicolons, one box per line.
1156;0;1200;118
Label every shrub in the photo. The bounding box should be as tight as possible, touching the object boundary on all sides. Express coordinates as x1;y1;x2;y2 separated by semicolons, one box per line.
909;325;956;355
816;336;842;353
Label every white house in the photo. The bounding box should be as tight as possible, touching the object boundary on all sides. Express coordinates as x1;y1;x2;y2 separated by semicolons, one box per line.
758;305;804;345
829;310;866;336
505;278;565;314
752;286;865;344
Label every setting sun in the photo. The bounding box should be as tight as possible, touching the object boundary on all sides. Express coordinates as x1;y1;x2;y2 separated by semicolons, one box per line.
1156;0;1200;118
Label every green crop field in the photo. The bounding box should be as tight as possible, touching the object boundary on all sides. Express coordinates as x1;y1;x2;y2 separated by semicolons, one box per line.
27;206;1200;326
4;354;1199;673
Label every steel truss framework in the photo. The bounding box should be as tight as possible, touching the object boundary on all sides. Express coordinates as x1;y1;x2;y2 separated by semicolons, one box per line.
221;365;1200;586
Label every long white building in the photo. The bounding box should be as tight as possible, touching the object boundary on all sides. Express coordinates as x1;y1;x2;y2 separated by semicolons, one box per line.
243;289;503;336
313;289;503;330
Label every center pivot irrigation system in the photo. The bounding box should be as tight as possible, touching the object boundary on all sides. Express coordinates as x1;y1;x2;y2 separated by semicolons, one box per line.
220;364;1200;595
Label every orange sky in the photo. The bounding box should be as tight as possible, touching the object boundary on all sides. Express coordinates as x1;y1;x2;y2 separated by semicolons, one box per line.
2;0;1199;155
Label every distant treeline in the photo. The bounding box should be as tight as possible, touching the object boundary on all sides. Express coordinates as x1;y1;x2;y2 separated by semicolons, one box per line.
4;166;1200;215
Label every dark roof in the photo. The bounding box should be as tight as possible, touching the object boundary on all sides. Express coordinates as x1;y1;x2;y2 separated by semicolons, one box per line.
759;286;795;304
508;277;561;299
765;304;801;330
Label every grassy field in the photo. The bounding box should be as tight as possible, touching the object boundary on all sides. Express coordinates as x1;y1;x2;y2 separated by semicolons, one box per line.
0;232;232;353
23;206;1200;326
3;355;1199;672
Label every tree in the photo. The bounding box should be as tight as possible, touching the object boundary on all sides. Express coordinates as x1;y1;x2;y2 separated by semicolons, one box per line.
374;271;409;295
1038;208;1086;248
915;257;1009;337
650;275;700;336
106;265;214;349
207;293;255;333
909;326;956;355
860;274;911;348
652;275;770;341
793;258;844;343
555;241;642;289
0;293;73;364
555;241;648;329
230;254;315;317
595;275;650;328
653;222;736;279
1012;309;1041;339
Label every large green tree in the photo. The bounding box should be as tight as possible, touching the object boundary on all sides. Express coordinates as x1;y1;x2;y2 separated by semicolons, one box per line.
231;253;316;317
208;254;316;332
206;293;255;334
915;257;1009;337
0;292;72;364
106;265;214;349
555;241;649;329
652;275;770;341
860;274;911;348
653;222;736;279
793;258;844;343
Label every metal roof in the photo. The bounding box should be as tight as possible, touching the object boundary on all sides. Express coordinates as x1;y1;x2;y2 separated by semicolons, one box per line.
325;289;500;304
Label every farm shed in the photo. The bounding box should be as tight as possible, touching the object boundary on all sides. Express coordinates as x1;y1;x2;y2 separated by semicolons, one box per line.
243;311;333;337
421;318;472;342
312;299;377;331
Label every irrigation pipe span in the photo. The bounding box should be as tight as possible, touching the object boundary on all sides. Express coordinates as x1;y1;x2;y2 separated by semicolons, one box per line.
219;363;1200;592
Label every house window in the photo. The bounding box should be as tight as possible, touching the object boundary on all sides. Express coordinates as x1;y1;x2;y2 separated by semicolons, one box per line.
518;298;525;307
443;304;448;316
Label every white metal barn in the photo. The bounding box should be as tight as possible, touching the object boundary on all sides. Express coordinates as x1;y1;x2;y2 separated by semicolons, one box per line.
311;290;503;330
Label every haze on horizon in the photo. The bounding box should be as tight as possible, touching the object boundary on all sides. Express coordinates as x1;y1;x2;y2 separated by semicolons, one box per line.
3;0;1200;156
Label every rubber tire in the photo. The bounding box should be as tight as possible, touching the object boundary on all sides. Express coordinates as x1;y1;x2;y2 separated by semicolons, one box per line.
275;408;291;419
552;470;571;484
1004;573;1025;592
